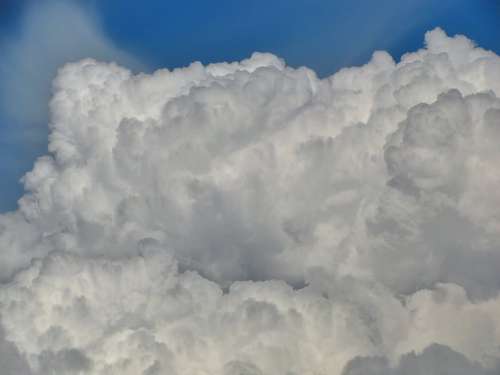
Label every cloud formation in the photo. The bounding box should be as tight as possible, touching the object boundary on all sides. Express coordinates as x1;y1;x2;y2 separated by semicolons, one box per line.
0;0;143;212
1;28;500;374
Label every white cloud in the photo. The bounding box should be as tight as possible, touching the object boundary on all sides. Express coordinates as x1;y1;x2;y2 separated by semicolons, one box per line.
1;28;500;374
343;344;500;375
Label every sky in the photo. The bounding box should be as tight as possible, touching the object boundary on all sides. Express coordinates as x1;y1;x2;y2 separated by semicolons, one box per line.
2;1;500;374
0;0;500;212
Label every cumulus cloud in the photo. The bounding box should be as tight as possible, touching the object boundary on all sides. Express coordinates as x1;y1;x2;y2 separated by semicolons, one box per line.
342;344;500;375
0;0;144;212
1;28;500;374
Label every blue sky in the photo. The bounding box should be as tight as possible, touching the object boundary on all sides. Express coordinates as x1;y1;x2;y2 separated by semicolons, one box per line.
0;0;499;212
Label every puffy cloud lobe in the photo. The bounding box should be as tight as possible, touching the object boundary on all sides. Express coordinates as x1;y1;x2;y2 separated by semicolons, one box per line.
361;90;500;297
1;28;500;374
342;344;500;375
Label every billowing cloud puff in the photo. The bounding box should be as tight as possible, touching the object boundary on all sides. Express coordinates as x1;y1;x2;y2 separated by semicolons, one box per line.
3;252;500;374
1;28;500;374
343;344;500;375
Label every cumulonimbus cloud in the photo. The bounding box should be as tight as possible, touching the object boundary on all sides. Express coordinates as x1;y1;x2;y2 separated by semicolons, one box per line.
1;28;500;374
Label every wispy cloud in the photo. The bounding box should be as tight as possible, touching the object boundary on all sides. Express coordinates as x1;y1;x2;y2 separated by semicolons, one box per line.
0;0;142;130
